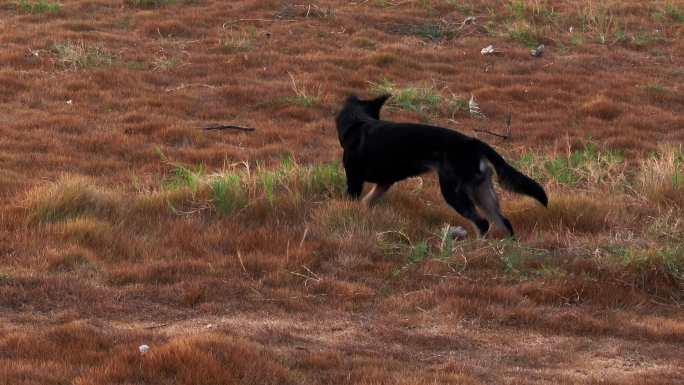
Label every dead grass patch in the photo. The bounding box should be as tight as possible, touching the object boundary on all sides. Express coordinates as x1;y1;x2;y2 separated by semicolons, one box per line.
141;20;195;38
76;335;294;385
643;83;684;108
52;41;113;70
368;51;400;67
636;145;684;206
582;95;623;120
219;28;256;53
2;1;684;383
0;71;28;101
55;215;110;239
46;245;97;272
523;193;616;233
24;175;119;224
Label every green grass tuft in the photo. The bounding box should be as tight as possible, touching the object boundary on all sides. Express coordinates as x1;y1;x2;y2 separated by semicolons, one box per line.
408;241;429;263
603;244;684;285
368;79;465;119
507;22;542;47
665;2;684;23
528;143;625;187
259;170;277;205
301;162;346;199
18;0;60;13
164;163;205;194
509;0;526;19
654;2;684;23
211;173;246;215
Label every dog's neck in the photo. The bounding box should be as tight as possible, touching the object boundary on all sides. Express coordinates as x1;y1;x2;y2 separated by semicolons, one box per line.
335;108;366;145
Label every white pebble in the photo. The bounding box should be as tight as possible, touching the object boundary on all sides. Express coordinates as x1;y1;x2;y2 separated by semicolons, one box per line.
480;45;495;55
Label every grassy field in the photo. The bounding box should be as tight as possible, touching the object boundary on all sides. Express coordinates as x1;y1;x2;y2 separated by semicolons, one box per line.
1;0;683;384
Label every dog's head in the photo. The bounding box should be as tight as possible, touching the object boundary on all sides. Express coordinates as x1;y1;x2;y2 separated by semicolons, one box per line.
344;94;391;119
336;93;390;129
335;94;391;145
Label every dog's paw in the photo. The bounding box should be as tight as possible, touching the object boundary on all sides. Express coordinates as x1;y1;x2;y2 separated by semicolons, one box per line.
447;226;468;240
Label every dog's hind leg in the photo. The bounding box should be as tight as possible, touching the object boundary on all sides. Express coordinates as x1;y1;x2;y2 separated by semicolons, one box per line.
438;172;490;237
362;183;392;207
472;172;514;238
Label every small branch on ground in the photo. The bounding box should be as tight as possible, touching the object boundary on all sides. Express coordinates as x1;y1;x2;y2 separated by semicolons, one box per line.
203;124;255;132
143;323;169;329
474;112;513;140
473;128;510;140
165;83;216;92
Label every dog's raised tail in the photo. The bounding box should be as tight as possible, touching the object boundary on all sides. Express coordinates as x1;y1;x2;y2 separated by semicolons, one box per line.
479;142;548;207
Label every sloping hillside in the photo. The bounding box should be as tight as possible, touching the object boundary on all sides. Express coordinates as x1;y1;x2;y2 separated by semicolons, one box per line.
1;1;683;384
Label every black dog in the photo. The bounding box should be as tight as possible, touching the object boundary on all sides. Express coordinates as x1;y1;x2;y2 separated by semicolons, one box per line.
335;94;548;238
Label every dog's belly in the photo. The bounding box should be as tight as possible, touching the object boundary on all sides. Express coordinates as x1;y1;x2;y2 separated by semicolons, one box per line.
364;161;434;184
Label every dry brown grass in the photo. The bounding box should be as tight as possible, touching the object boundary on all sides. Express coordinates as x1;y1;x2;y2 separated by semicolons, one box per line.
1;0;683;384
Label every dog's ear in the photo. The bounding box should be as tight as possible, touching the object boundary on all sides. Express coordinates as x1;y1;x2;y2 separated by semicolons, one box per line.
346;94;360;103
366;94;391;118
370;94;391;109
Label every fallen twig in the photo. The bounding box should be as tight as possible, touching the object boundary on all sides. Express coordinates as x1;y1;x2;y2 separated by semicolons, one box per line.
473;128;510;140
236;250;247;273
165;83;216;92
143;323;170;329
203;124;255;132
299;227;309;249
474;112;512;140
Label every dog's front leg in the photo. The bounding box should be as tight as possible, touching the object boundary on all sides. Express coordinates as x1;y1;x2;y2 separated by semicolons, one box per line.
343;154;364;199
344;166;364;199
346;176;363;199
